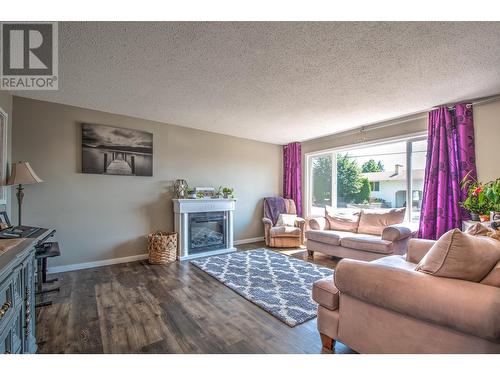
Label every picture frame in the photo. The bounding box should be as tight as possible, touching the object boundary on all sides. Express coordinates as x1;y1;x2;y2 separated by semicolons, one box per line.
81;123;153;177
0;210;11;229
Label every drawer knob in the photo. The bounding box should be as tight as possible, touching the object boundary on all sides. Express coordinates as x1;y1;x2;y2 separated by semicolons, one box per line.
0;300;12;320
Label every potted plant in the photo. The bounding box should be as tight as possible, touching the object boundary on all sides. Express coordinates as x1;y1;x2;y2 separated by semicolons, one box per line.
222;187;234;199
485;178;500;221
214;186;223;199
186;188;197;199
460;175;492;221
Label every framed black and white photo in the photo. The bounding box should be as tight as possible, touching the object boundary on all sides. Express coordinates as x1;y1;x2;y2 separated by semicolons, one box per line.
81;123;153;176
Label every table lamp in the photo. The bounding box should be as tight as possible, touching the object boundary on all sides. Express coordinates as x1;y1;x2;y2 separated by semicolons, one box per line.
7;161;43;226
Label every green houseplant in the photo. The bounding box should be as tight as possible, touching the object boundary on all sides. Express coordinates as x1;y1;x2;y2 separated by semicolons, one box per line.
222;187;234;199
485;178;500;221
460;175;492;221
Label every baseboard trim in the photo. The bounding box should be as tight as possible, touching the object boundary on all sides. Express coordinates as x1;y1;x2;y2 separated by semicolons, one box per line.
47;253;149;274
47;237;265;274
234;236;265;245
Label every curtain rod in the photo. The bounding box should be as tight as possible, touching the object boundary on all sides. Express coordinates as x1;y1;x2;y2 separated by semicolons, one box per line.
305;93;500;144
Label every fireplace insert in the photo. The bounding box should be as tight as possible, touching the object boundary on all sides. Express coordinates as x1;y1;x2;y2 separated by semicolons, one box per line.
188;211;227;254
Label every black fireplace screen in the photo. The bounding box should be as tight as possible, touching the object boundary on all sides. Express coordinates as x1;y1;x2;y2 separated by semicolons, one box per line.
188;211;227;254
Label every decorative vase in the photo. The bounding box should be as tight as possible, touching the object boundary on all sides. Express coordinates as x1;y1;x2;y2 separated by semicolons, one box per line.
491;211;500;222
174;179;188;198
470;212;480;221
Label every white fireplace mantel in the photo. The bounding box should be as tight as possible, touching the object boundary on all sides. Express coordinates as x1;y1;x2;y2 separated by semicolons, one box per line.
173;198;236;260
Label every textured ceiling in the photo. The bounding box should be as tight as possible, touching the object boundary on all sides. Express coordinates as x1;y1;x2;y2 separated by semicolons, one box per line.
15;22;500;144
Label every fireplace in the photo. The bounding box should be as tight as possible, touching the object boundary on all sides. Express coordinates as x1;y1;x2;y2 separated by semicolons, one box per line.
173;198;236;260
189;211;227;254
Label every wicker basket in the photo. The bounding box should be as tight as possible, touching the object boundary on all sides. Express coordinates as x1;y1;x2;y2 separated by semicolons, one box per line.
148;231;178;264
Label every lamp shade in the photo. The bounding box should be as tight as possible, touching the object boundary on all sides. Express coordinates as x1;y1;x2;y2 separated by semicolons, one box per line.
7;162;43;185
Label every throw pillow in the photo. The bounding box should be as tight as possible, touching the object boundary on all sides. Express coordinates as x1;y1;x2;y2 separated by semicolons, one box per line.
357;208;406;235
325;206;360;233
416;228;500;282
276;213;297;227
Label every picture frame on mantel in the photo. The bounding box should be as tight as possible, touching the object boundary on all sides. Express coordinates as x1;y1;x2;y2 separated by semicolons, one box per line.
0;108;8;205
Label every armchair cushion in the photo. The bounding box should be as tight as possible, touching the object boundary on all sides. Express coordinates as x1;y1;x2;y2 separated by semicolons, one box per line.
335;258;500;341
357;208;406;235
325;207;360;233
312;276;339;311
481;260;500;287
406;238;435;263
416;229;500;282
277;213;297;227
270;226;301;238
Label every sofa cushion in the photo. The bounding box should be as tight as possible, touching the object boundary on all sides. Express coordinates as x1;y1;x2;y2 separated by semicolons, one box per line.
340;235;394;254
416;228;500;282
357;208;406;235
480;260;500;287
372;254;417;271
276;213;297;227
312;276;339;311
270;226;301;238
305;230;341;246
325;207;360;233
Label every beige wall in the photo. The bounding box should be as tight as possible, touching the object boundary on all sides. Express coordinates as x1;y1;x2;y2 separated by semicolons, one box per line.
301;98;500;214
0;92;12;216
12;97;282;267
474;99;500;182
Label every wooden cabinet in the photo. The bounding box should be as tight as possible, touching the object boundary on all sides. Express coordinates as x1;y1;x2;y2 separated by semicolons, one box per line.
0;229;53;354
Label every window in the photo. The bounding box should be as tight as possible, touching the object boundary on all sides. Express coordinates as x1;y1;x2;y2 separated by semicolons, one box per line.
306;135;427;222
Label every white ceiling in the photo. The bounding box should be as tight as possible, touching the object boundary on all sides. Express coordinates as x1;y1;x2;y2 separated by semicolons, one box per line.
16;22;500;144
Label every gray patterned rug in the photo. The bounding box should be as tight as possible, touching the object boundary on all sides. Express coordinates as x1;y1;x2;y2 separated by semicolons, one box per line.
190;249;333;327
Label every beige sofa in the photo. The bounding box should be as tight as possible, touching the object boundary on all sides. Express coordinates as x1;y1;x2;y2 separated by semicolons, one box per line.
306;208;415;261
312;238;500;353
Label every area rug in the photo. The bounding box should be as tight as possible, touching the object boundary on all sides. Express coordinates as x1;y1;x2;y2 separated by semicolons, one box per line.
190;249;333;327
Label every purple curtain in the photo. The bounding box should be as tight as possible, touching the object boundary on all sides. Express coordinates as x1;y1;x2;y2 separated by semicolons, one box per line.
283;142;302;217
418;103;477;240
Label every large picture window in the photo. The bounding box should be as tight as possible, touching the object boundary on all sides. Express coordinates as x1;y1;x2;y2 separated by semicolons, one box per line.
306;135;427;222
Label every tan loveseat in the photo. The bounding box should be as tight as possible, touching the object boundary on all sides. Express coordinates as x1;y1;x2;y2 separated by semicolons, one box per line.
312;237;500;354
306;208;415;261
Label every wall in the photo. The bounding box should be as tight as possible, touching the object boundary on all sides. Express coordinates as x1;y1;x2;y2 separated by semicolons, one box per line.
301;98;500;214
12;97;282;267
0;92;12;216
474;99;500;182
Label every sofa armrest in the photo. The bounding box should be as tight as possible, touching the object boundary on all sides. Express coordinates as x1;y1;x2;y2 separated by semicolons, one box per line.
308;217;329;230
295;217;306;244
406;238;435;263
381;223;415;242
334;259;500;341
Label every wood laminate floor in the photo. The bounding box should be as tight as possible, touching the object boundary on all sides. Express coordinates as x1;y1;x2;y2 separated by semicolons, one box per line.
36;242;355;354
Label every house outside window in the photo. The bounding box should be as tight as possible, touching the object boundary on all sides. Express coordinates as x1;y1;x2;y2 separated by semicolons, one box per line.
306;135;427;222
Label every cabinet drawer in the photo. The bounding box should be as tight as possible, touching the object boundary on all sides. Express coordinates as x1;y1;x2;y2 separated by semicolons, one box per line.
0;275;14;334
0;319;13;354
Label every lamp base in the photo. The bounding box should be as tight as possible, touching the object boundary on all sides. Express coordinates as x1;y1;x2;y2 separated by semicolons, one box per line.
16;184;24;227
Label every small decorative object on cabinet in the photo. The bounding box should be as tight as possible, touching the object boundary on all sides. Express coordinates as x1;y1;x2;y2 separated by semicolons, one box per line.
173;179;188;199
